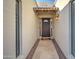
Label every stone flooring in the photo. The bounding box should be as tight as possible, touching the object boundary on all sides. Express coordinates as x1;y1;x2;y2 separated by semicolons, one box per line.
32;40;59;59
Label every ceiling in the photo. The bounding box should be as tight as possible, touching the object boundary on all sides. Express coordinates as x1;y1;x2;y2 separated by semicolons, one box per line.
35;0;70;11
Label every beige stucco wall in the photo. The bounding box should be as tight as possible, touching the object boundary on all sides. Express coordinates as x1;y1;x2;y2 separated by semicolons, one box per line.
54;3;71;59
3;0;39;59
20;0;39;59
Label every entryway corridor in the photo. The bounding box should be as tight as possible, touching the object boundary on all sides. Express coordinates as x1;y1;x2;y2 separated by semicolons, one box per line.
26;39;67;59
3;0;75;59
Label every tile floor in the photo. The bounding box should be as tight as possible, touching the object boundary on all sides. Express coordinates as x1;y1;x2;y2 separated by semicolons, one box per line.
32;39;59;59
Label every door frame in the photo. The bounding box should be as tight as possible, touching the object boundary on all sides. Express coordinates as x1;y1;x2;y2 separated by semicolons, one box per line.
71;0;75;57
16;0;22;58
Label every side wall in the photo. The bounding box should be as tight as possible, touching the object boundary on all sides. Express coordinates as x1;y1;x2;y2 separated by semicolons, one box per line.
54;3;71;59
20;0;39;59
3;0;16;59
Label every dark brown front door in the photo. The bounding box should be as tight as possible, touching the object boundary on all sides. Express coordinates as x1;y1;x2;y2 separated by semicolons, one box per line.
42;18;50;37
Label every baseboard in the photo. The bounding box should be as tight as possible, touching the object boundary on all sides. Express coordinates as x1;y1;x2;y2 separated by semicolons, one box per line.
26;39;40;59
52;39;67;59
17;55;25;59
3;56;16;59
69;54;75;59
41;37;51;40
